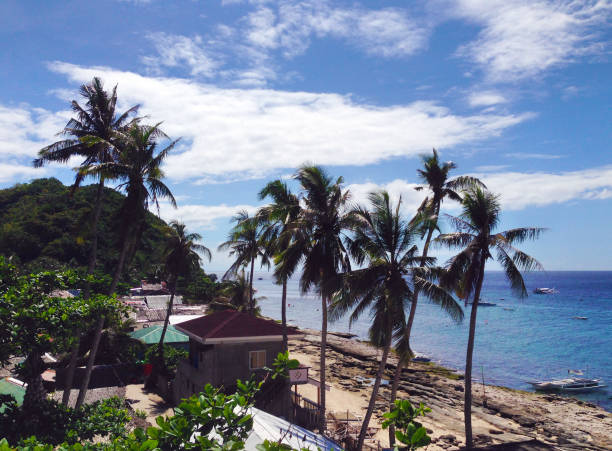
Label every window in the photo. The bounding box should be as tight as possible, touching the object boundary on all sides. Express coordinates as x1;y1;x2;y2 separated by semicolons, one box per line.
249;350;266;370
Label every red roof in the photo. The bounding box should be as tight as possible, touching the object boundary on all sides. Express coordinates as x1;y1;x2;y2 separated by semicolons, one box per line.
174;310;300;341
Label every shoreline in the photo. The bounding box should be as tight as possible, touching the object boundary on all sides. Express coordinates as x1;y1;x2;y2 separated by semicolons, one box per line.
288;326;611;450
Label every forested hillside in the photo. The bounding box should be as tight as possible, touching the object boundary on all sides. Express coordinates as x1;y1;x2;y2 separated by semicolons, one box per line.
0;178;168;281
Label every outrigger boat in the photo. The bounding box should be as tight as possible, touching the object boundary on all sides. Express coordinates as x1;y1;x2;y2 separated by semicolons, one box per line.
533;287;557;294
529;370;606;392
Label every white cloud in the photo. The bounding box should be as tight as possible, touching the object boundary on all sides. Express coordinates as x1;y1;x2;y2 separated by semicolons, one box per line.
0;162;46;183
142;33;219;77
347;179;429;214
244;1;428;59
0;104;69;158
48;62;534;183
157;201;260;230
347;166;612;213
479;166;612;210
505;153;563;160
474;164;509;172
468;91;507;107
452;0;611;81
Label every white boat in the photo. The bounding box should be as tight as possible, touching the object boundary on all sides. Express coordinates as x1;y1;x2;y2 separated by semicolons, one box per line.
529;377;606;392
533;287;557;294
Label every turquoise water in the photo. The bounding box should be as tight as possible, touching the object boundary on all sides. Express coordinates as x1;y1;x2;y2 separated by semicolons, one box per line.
244;271;612;412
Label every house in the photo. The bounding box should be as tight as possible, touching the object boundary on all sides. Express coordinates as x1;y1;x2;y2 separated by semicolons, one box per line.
173;310;300;414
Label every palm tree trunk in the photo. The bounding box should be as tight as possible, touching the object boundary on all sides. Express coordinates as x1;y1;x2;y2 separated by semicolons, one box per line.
281;278;288;352
317;294;328;433
22;352;45;411
75;315;104;409
87;180;105;275
109;226;132;295
389;206;438;445
248;254;255;315
464;259;486;449
358;328;392;451
62;332;81;406
157;276;177;370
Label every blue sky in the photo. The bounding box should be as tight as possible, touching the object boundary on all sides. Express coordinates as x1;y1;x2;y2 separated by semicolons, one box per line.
0;0;611;271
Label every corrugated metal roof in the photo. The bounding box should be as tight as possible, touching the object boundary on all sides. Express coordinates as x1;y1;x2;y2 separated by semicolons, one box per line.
175;310;300;341
0;378;26;409
130;325;188;345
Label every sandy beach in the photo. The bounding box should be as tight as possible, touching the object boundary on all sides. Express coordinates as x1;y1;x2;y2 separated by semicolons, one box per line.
289;329;612;450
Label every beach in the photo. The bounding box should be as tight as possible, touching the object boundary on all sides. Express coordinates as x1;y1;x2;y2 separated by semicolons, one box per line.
289;328;612;450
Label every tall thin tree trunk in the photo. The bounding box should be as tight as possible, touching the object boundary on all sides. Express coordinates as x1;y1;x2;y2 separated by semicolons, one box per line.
87;180;105;275
157;277;177;369
62;332;81;406
319;294;327;433
248;254;255;315
281;278;288;352
109;227;132;295
358;328;392;451
389;204;439;445
22;353;45;411
75;315;104;409
464;259;485;449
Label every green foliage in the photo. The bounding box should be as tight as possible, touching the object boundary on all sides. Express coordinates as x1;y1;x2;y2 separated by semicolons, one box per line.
266;350;299;379
0;397;131;446
382;399;432;450
0;178;169;288
144;344;188;375
0;353;307;450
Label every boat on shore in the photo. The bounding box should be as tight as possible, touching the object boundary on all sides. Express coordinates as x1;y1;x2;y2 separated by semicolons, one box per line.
534;287;557;294
529;377;606;392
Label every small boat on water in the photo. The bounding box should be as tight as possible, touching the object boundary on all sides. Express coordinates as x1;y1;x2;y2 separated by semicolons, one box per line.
529;377;606;392
573;316;588;320
411;355;431;363
534;287;557;294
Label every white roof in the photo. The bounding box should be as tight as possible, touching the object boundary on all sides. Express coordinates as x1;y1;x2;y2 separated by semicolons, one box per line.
244;407;342;451
169;314;203;325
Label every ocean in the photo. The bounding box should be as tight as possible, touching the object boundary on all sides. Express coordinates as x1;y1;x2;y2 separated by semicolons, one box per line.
243;270;612;412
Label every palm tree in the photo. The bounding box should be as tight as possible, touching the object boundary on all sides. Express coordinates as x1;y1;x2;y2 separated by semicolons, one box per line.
91;122;179;295
258;180;301;351
34;79;139;406
34;77;139;278
388;149;483;445
275;165;352;432
436;187;544;448
75;123;177;406
157;221;210;368
218;211;269;315
330;191;463;450
211;270;265;314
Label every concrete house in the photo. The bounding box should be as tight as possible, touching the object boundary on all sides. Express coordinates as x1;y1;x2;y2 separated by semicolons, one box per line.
173;310;299;412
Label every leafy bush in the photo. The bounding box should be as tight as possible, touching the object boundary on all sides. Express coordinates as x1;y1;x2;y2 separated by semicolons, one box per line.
0;396;131;446
382;399;432;450
144;344;188;376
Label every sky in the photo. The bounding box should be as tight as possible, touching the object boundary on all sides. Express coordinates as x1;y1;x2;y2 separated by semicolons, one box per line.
0;0;611;271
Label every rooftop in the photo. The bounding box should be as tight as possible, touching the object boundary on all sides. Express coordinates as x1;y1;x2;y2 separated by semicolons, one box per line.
175;310;300;344
130;325;189;345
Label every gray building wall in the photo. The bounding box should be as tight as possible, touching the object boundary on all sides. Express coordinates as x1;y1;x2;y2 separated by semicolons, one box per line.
173;338;284;403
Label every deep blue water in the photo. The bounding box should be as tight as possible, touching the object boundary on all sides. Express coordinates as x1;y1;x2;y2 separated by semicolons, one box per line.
243;271;612;411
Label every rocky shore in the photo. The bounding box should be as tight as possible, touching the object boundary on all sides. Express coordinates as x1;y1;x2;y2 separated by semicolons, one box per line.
289;329;611;450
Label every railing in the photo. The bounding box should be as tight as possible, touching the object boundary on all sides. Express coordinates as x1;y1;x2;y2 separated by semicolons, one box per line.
291;392;321;430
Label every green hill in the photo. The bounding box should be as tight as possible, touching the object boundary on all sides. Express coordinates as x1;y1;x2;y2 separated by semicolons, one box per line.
0;178;169;283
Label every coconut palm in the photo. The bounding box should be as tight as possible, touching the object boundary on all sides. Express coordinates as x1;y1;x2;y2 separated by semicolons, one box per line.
218;211;270;315
436;187;544;448
75;123;177;406
388;149;483;445
258;180;301;351
88;122;179;295
275;165;352;432
157;221;210;367
34;77;139;277
330;191;463;450
211;270;265;314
